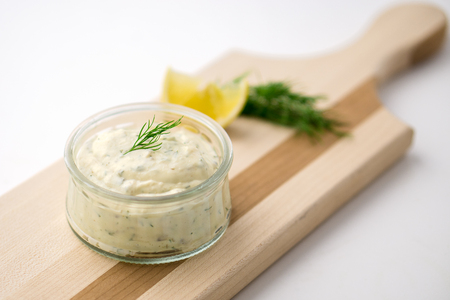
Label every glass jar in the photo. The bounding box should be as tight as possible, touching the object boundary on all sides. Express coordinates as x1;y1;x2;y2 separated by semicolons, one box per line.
64;103;233;264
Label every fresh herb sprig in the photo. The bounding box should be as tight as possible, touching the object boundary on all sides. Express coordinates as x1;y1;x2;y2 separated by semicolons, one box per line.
123;116;182;155
241;82;344;138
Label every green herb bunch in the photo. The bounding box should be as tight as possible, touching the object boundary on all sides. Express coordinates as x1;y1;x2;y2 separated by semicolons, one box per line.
242;82;344;138
124;116;182;155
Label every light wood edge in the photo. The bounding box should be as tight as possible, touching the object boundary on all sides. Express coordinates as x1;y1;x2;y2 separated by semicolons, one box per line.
0;161;118;299
137;107;413;300
5;244;117;300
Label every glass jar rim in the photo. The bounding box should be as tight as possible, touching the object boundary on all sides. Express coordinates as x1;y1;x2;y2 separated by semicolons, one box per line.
64;102;233;204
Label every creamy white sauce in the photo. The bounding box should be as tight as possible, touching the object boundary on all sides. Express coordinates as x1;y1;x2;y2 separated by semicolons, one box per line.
77;127;219;196
69;125;231;257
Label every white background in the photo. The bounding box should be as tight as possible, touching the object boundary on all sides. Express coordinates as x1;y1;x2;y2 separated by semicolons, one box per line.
1;0;449;299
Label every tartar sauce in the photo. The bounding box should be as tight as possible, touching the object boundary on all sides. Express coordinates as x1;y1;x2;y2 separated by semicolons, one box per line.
77;127;219;195
69;125;231;258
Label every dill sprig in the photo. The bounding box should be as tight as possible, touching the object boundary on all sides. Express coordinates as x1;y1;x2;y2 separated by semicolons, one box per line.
123;116;183;155
242;82;344;138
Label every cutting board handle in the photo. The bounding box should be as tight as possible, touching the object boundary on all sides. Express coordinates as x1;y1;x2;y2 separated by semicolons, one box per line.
353;3;447;82
199;3;446;106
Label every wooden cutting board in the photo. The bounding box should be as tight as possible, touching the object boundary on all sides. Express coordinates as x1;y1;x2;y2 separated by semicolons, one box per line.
0;3;446;300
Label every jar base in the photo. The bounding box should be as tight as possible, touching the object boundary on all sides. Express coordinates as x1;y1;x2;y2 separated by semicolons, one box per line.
67;216;229;264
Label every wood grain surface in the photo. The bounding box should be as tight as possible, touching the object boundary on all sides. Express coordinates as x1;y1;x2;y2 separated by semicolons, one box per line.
0;3;446;300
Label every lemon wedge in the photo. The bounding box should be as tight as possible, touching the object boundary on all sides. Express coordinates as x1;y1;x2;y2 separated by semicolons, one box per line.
162;68;249;127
